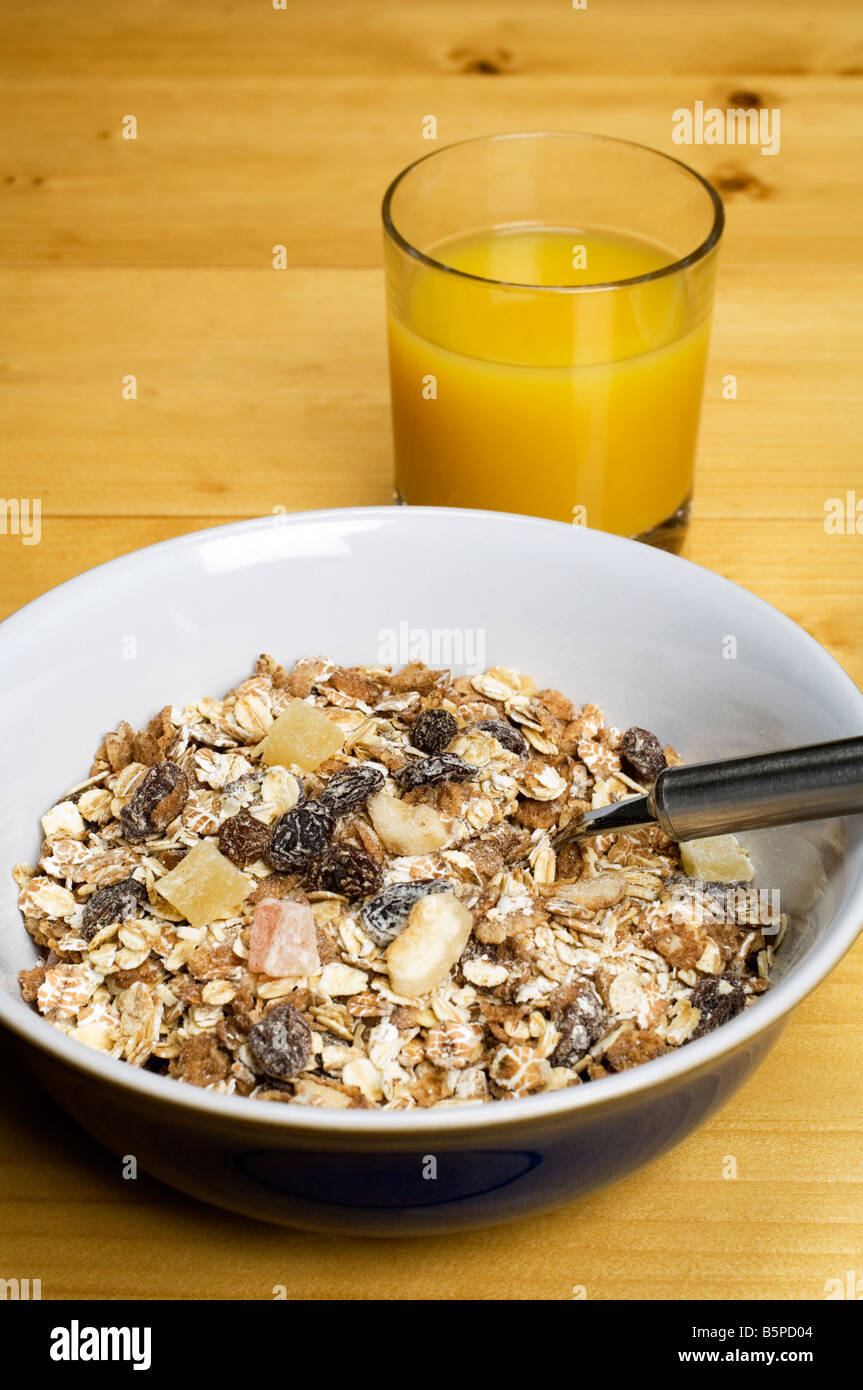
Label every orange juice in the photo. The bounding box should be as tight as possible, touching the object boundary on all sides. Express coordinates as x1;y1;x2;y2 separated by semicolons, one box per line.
386;225;713;538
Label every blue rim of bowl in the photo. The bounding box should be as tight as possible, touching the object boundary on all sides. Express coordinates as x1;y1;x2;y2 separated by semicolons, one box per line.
0;506;861;1135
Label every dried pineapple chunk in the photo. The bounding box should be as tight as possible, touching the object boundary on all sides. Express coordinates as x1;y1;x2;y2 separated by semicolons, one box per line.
386;890;472;997
261;700;345;771
367;789;447;856
680;833;755;883
157;839;250;928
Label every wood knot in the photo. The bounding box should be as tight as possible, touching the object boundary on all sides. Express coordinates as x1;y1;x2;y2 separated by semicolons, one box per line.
448;46;516;75
713;164;771;199
727;88;761;109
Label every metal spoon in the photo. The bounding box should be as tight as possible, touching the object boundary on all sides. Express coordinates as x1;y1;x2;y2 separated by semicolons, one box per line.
544;735;863;855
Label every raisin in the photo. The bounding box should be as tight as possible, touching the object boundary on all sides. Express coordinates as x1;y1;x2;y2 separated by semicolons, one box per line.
360;879;451;948
82;876;148;941
268;800;335;872
248;1001;312;1080
393;754;476;791
319;764;385;816
474;719;529;757
218;808;271;867
161;847;188;871
120;761;189;841
620;726;667;782
410;708;458;755
307;843;383;900
689;973;746;1039
550;982;607;1066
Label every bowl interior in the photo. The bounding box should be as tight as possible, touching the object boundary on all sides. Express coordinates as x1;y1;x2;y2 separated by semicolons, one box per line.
1;508;861;1064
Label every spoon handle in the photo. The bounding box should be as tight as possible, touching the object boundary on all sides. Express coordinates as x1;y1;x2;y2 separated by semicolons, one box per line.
649;736;863;841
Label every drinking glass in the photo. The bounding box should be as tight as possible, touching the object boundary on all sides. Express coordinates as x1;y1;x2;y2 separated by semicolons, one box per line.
382;132;723;550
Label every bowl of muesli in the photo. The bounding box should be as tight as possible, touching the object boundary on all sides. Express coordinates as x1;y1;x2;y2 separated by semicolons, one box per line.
1;507;861;1234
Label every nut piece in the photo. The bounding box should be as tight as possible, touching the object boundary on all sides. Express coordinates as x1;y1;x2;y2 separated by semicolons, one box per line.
249;898;320;978
385;890;472;997
157;839;250;928
261;699;345;771
367;789;448;857
680;834;755;884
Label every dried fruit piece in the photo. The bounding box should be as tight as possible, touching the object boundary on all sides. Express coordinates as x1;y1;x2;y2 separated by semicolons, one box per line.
218;808;271;867
550;981;607;1066
81;877;148;942
248;1001;312;1080
680;834;755;884
393;753;477;791
689;973;747;1039
474;719;529;757
120;762;189;841
306;843;383;900
249;898;320;977
261;700;345;771
367;789;448;856
269;801;335;872
411;709;458;755
319;764;385;815
360;879;451;948
620;726;667;781
157;839;250;928
385;890;472;997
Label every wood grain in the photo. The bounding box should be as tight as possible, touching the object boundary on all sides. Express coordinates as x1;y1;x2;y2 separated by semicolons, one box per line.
0;0;861;1302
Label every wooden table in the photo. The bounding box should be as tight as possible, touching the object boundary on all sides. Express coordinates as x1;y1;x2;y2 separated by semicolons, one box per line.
1;0;861;1301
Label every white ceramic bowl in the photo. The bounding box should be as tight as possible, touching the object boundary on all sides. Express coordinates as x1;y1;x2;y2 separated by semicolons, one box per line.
1;507;861;1234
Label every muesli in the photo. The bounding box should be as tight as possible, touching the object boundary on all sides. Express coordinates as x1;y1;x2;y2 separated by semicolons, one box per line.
15;656;782;1109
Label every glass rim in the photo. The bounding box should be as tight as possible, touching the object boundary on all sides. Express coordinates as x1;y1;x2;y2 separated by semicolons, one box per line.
381;130;725;294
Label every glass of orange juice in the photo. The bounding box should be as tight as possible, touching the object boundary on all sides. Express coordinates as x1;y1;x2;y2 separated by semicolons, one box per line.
382;132;724;550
